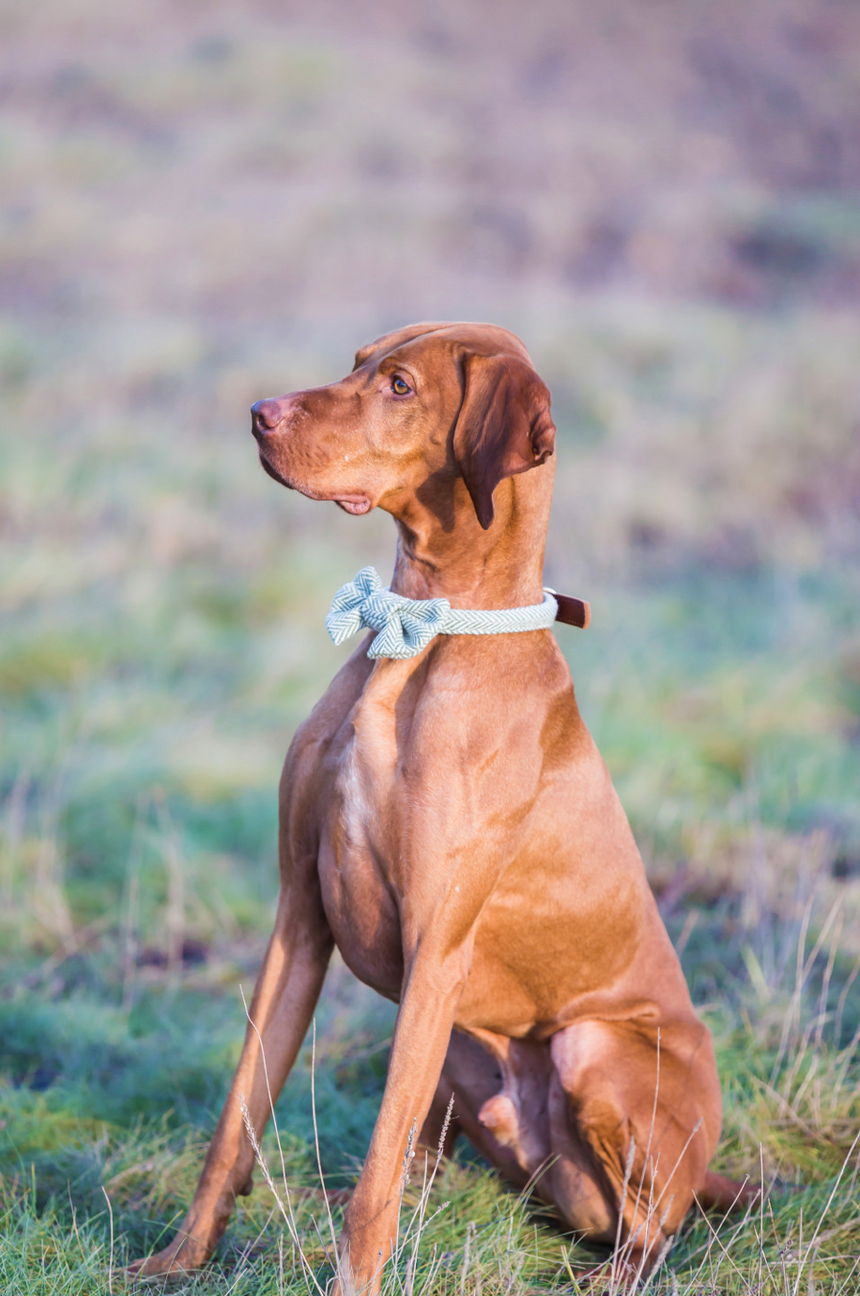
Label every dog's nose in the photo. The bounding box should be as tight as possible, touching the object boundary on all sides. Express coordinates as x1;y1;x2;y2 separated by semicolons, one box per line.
251;399;283;440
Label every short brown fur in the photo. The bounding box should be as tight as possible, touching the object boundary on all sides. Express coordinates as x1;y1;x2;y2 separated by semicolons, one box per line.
129;322;750;1291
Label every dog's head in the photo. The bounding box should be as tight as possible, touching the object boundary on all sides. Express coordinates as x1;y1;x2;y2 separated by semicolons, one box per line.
251;321;555;530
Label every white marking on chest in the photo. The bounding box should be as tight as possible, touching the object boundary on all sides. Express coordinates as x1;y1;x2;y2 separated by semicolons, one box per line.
334;702;398;864
336;741;372;855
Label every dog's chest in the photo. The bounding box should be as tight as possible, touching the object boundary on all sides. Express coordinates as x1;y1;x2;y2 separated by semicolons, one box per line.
315;692;406;999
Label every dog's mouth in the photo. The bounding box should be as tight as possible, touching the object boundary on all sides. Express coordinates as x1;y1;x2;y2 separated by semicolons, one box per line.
332;496;372;515
258;448;372;515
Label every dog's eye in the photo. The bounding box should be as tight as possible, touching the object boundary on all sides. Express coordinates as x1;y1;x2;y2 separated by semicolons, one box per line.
391;375;412;396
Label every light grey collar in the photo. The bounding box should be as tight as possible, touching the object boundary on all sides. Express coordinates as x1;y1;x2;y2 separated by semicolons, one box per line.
326;566;558;660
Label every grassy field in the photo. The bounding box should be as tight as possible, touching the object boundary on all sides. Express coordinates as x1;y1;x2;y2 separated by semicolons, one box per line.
2;1;860;1292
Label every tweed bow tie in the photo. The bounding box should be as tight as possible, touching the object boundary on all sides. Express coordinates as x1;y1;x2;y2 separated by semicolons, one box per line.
325;566;559;660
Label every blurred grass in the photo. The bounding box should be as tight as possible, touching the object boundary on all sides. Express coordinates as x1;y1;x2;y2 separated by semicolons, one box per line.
2;0;860;1291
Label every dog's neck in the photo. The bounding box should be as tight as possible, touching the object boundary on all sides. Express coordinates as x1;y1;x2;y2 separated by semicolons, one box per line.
385;464;553;611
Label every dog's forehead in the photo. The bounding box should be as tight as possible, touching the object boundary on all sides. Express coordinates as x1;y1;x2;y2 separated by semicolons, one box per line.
353;322;532;373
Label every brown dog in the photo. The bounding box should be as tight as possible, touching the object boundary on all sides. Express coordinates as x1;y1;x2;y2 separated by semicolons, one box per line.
130;322;746;1289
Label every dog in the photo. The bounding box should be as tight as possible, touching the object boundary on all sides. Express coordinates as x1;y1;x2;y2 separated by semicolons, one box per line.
129;321;750;1290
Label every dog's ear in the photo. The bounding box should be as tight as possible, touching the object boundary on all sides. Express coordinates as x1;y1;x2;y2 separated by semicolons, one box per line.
453;352;555;530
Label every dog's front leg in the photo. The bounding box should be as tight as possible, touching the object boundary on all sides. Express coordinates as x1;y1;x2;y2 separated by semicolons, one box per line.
129;878;333;1278
336;948;467;1296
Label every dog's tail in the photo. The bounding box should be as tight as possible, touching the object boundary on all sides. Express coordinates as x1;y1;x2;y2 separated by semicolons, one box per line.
697;1170;761;1212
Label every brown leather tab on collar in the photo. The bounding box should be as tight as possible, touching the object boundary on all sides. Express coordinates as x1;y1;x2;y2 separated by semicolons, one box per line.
552;593;590;629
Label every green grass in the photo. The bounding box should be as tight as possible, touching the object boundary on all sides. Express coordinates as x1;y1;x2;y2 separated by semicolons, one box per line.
2;433;859;1291
0;951;858;1294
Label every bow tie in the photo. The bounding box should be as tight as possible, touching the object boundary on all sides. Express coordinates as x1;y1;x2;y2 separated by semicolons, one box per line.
325;566;559;660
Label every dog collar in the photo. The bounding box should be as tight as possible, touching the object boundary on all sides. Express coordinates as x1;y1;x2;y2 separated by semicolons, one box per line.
325;566;587;660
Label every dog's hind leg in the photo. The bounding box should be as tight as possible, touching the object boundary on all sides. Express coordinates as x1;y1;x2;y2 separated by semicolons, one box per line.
547;1018;720;1277
418;1029;542;1191
423;1028;662;1281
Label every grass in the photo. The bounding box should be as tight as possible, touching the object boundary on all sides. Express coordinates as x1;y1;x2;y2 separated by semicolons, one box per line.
0;934;858;1294
2;0;860;1291
2;409;858;1291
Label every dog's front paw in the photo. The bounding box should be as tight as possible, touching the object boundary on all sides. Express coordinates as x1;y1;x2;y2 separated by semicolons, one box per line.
127;1235;212;1281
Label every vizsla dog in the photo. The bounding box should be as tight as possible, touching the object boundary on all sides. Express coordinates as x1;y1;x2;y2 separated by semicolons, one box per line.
130;321;748;1289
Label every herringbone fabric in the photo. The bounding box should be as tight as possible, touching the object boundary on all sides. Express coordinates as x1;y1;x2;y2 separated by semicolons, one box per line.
326;566;558;660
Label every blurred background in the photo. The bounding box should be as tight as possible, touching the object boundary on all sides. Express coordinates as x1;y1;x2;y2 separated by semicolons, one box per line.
1;0;859;1286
